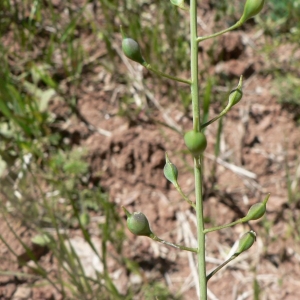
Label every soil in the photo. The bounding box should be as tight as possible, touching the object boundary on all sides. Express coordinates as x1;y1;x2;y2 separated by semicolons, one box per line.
1;2;300;300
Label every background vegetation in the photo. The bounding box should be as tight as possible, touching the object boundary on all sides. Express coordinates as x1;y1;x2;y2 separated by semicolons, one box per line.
0;0;299;299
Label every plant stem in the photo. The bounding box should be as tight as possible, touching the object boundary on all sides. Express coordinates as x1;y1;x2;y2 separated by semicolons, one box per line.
196;22;241;43
200;106;230;130
190;0;207;299
151;234;198;253
144;64;191;85
206;253;239;281
204;218;245;234
190;3;201;131
194;158;207;299
175;183;196;209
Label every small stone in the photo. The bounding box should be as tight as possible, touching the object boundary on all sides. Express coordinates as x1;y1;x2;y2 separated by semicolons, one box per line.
12;286;32;300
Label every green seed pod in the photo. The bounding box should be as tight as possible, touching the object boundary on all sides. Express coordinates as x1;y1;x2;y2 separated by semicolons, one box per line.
122;207;153;237
163;152;178;186
170;0;186;10
239;0;265;24
245;203;266;221
236;231;256;255
184;130;207;157
228;76;243;108
122;38;146;65
244;193;270;221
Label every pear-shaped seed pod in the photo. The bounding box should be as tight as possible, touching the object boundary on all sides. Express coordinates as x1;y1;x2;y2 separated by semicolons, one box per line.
244;194;269;221
228;76;243;108
163;153;178;186
184;130;207;157
245;202;266;221
236;231;256;254
239;0;264;24
122;38;146;65
127;212;153;237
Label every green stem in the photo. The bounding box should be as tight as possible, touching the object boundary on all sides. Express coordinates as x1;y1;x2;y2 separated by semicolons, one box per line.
150;234;198;253
190;1;207;298
204;218;246;234
196;21;242;43
200;106;230;130
194;158;207;299
206;253;239;281
175;183;196;209
201;75;243;130
144;63;191;85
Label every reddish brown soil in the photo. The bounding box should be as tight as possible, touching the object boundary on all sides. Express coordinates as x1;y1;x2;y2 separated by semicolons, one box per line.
1;3;300;300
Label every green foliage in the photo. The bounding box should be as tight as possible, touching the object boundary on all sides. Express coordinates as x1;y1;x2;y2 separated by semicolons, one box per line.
253;278;261;300
101;0;189;71
0;0;180;298
260;0;300;40
142;282;182;300
211;0;238;23
272;74;300;123
267;0;300;32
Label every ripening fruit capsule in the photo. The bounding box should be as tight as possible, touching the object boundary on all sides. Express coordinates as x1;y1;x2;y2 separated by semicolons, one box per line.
228;76;243;108
163;153;178;186
122;38;146;65
245;203;266;221
239;0;265;24
244;194;269;221
236;231;256;255
184;130;207;157
122;207;153;237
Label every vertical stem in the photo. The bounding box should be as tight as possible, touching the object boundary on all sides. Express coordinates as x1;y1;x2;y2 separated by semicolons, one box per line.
190;0;200;131
195;158;207;300
190;1;207;299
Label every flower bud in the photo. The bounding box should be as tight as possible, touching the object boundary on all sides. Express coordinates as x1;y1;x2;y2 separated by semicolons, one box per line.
228;76;243;108
163;153;178;186
122;207;153;237
122;38;146;65
236;231;256;254
239;0;264;24
184;130;207;157
244;193;269;221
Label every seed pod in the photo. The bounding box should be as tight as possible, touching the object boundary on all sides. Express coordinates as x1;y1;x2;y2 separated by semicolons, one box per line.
239;0;265;24
170;0;186;10
245;203;266;220
244;194;270;221
163;153;178;186
122;38;146;65
184;130;207;157
122;207;153;237
228;76;243;108
236;231;256;255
